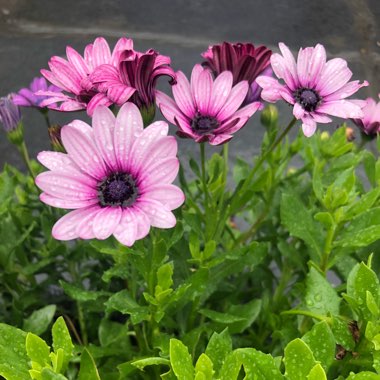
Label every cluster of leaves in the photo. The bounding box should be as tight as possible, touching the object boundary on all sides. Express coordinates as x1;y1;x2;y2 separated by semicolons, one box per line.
1;108;380;379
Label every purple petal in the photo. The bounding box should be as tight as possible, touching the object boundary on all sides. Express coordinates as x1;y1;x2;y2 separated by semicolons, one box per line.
172;71;195;119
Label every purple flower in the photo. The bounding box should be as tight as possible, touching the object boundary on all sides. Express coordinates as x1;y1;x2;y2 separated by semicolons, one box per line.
156;64;261;145
90;48;176;124
352;96;380;136
39;37;133;116
12;77;61;109
256;43;368;137
35;103;184;246
201;41;272;104
0;96;21;132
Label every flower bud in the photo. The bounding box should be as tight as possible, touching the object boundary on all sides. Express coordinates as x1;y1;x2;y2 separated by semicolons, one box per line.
345;127;355;142
48;124;66;153
320;131;330;141
0;96;24;145
260;105;278;127
140;104;156;127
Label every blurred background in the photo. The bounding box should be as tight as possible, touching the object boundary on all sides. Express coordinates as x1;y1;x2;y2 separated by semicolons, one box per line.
0;0;379;170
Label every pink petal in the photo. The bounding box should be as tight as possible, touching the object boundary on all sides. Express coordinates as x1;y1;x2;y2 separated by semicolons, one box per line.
293;102;305;119
93;106;118;171
192;68;213;114
52;205;100;240
141;184;184;209
208;134;233;145
107;84;135;105
137;199;176;228
309;112;332;123
308;44;326;88
113;211;138;246
316;58;352;96
40;193;98;209
255;76;284;103
66;46;89;78
114;102;144;172
139;157;180;188
92;206;122;240
278;42;299;88
48;57;82;93
40;69;67;92
209;71;233;116
129;121;170;172
90;64;120;83
301;117;317;137
86;93;112;116
35;172;97;200
156;90;189;126
296;47;313;88
216;81;248;120
317;100;364;119
111;38;134;66
58;100;86;112
75;206;104;239
92;37;112;68
324;80;369;102
61;124;108;180
172;71;195;119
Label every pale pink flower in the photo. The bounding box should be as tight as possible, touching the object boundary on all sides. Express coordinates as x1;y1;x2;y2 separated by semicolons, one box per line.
352;96;380;136
35;103;184;246
39;37;134;116
256;43;368;137
156;64;261;145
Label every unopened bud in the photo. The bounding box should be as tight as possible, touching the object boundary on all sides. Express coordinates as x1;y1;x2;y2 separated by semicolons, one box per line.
260;105;278;128
48;124;65;153
140;104;156;127
0;96;24;145
320;131;330;141
345;127;355;142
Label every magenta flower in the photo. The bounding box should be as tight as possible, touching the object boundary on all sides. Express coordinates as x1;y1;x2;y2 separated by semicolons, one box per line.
156;64;261;145
256;43;368;137
201;41;272;104
90;48;175;124
35;103;184;246
12;77;61;109
39;37;134;116
352;96;380;136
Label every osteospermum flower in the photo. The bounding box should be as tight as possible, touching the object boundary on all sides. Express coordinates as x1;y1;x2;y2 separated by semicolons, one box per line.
0;96;21;132
256;43;368;137
39;37;134;116
90;48;175;124
12;77;61;109
352;96;380;136
35;103;184;246
202;41;272;104
156;64;261;145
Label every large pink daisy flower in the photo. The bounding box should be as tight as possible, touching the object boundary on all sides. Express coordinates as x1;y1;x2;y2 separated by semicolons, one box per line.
156;64;261;145
39;37;134;116
256;43;368;137
35;103;184;246
352;95;380;136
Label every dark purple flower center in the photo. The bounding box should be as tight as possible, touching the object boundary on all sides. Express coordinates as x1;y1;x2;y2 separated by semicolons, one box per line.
77;89;98;105
191;112;219;134
97;173;138;208
294;88;321;112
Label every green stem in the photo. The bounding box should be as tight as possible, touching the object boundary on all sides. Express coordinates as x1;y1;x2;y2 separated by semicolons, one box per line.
320;225;336;273
281;309;329;322
76;301;88;346
200;143;209;215
239;117;297;197
17;140;35;179
41;110;51;128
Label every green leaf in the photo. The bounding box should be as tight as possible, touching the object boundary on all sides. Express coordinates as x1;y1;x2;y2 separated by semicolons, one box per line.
78;348;100;380
169;339;194;380
195;354;214;380
346;262;380;321
284;339;316;380
346;372;380;379
52;317;74;373
26;333;51;368
281;192;323;261
342;188;380;221
307;364;327;380
60;281;109;302
331;316;356;350
205;328;232;377
302;321;335;370
40;368;68;380
0;324;29;380
304;267;340;315
98;319;127;347
131;357;170;371
105;290;150;324
199;309;246;324
156;262;173;291
23;305;57;335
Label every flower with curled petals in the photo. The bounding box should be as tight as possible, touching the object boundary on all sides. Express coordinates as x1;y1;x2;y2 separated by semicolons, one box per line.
202;41;272;104
256;43;368;137
90;48;175;125
352;95;380;136
35;102;184;246
12;77;61;109
156;64;261;145
39;37;134;116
